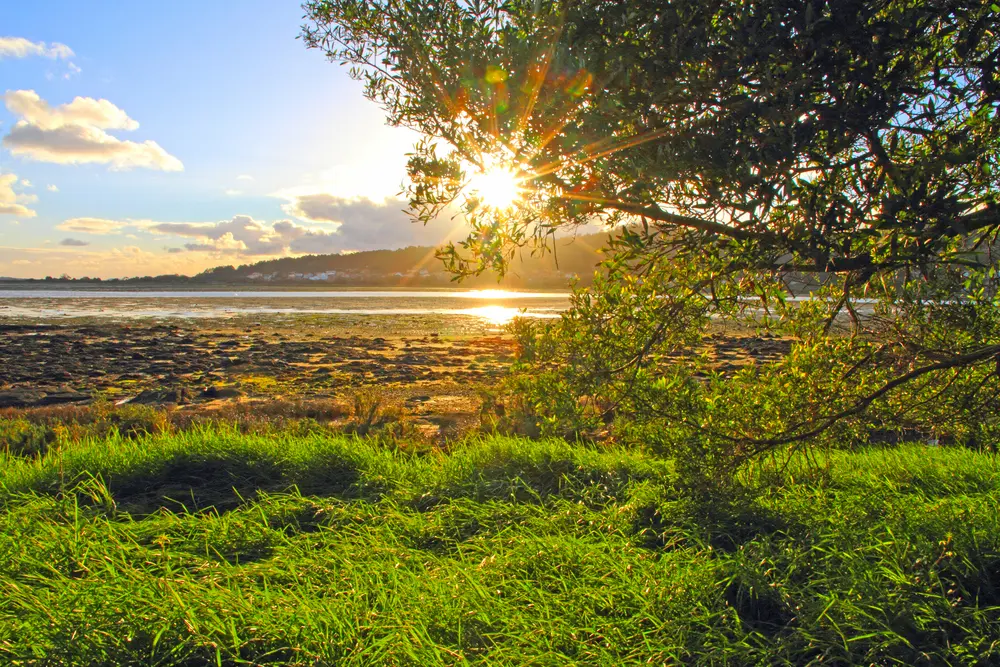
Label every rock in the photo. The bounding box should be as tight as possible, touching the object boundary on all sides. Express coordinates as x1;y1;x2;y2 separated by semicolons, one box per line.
37;391;91;406
129;388;191;404
0;389;44;408
200;385;243;400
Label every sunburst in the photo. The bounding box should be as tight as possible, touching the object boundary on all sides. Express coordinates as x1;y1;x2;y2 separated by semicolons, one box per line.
466;166;523;210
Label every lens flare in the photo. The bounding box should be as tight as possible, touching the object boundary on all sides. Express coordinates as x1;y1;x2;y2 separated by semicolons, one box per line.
467;167;522;210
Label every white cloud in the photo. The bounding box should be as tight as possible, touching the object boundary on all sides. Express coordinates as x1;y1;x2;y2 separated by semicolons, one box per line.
47;184;58;192
0;173;37;217
281;193;469;251
4;90;138;131
20;179;32;188
57;217;128;234
0;37;74;60
236;174;254;181
224;189;242;196
147;215;343;256
184;231;247;253
1;90;183;171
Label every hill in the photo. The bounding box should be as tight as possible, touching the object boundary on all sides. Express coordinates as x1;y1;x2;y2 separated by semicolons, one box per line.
0;231;611;287
192;231;610;288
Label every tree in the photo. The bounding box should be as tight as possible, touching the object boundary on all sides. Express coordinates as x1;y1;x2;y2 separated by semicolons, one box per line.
303;0;1000;484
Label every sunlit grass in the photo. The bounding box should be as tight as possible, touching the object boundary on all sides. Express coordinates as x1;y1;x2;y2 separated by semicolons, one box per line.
0;429;997;665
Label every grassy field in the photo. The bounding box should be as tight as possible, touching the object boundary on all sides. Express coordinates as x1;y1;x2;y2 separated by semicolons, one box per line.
0;430;998;665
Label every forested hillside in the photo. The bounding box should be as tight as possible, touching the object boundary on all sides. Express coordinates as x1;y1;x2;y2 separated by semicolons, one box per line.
192;230;609;287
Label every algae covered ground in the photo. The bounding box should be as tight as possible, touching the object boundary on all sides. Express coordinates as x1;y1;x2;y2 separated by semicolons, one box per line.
0;430;998;665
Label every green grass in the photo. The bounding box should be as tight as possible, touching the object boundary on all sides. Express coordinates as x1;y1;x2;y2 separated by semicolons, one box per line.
0;430;998;665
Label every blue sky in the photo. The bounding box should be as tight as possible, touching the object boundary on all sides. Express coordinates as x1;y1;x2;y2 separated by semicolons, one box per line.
0;1;464;278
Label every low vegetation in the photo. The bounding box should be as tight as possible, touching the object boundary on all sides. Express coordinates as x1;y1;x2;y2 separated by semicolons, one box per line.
0;428;997;665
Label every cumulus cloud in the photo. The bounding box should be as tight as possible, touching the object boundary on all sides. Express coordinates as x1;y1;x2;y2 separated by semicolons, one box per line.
0;173;37;217
57;217;128;234
47;184;58;192
1;90;183;171
282;193;470;251
147;215;345;256
4;90;138;131
0;37;74;60
183;231;247;253
59;238;89;247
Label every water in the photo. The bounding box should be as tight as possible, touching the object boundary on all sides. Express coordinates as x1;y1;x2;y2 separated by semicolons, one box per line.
0;289;570;326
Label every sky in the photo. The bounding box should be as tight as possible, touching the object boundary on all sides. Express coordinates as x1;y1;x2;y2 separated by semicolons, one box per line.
0;1;469;278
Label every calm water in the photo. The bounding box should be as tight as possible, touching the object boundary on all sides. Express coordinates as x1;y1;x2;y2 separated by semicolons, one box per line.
0;289;570;325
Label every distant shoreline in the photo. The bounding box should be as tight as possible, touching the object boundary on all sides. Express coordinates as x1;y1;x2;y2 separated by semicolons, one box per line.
0;281;575;293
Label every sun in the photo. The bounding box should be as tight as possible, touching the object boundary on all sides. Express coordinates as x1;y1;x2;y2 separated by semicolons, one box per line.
467;167;522;210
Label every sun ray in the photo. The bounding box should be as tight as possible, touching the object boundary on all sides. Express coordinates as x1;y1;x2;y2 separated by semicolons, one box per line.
409;44;490;168
513;17;565;143
400;212;474;286
528;127;672;179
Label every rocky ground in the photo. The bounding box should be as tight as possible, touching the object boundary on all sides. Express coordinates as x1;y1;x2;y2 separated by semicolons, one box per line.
0;318;515;432
0;317;792;436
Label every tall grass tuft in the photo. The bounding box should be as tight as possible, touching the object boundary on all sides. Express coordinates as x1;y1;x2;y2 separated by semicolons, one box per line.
0;431;997;665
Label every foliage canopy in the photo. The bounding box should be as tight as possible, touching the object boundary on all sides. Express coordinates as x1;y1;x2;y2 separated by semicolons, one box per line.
304;0;1000;484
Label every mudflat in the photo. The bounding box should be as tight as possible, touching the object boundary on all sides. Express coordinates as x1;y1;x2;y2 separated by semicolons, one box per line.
0;313;792;438
0;314;518;434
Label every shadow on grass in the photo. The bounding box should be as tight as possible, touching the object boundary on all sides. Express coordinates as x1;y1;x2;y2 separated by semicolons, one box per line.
632;492;793;554
430;440;673;508
104;454;364;515
722;568;794;636
8;433;392;516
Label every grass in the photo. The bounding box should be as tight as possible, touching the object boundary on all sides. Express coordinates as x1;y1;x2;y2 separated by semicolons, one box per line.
0;430;998;665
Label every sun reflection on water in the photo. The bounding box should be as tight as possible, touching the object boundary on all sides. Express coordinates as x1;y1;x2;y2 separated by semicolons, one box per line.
463;305;521;326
